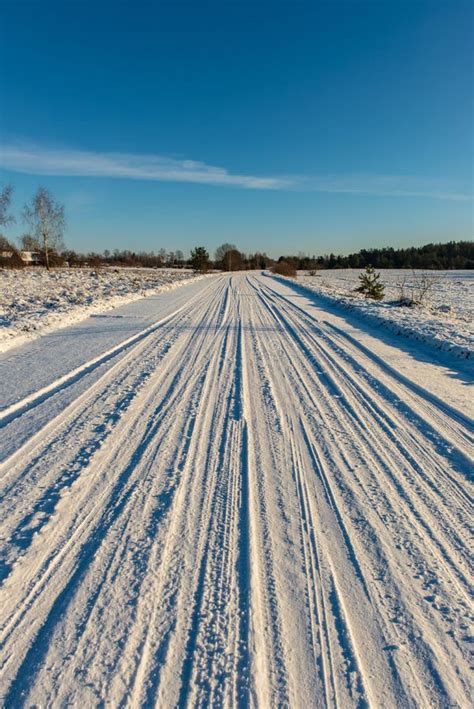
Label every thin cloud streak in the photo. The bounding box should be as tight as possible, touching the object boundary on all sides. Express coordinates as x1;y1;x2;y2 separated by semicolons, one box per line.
0;144;289;190
297;174;473;202
0;143;471;201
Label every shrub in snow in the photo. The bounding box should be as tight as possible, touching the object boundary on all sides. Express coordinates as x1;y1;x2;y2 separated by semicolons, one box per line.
272;261;297;277
355;265;385;300
396;272;440;308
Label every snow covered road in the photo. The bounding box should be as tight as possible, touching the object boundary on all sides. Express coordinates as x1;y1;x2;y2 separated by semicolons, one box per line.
0;273;472;707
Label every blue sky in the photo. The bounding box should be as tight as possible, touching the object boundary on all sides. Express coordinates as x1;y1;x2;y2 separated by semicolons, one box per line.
0;0;472;257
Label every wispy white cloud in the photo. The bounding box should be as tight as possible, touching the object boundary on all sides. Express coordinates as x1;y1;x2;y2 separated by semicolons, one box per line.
0;142;471;201
296;174;473;202
0;143;289;190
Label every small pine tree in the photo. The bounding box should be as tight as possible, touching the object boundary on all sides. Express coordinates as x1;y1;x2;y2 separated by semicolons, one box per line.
190;246;210;273
355;265;385;300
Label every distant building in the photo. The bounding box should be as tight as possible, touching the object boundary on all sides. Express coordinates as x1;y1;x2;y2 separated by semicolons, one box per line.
20;251;41;264
0;250;42;266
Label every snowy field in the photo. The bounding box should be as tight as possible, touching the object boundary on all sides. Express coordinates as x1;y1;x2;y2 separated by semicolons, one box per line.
0;267;205;353
0;273;472;707
293;269;474;360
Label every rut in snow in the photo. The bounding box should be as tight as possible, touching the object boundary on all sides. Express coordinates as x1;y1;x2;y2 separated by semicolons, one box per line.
0;273;472;707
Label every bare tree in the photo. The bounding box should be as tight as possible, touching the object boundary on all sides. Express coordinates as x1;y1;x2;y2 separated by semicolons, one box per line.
221;248;245;271
23;187;65;269
215;243;236;264
0;186;20;267
415;271;441;305
0;184;15;231
396;271;441;307
19;233;40;251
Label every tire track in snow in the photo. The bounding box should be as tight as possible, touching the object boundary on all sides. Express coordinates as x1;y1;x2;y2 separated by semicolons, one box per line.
0;277;221;463
126;283;250;708
0;279;229;583
0;272;471;707
176;308;252;707
0;277;231;703
247;274;472;705
254;278;472;582
0;278;219;428
241;278;397;706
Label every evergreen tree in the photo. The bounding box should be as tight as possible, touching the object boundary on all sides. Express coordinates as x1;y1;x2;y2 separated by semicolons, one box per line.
355;265;385;300
190;246;210;273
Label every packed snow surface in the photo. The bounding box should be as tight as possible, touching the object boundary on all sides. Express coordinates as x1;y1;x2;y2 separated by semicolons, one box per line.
293;269;474;360
0;273;472;707
0;267;204;352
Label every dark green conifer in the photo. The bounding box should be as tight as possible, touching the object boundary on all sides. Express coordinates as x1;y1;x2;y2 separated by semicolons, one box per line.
355;265;385;300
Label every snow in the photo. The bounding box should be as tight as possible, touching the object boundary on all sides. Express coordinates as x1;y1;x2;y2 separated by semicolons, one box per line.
0;273;472;707
0;266;206;353
281;269;474;361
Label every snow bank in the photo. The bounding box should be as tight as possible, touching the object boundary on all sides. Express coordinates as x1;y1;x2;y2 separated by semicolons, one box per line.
272;269;474;361
0;267;206;353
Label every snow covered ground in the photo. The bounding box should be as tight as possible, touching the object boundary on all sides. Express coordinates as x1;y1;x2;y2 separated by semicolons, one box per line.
288;269;474;361
0;267;205;353
0;273;472;707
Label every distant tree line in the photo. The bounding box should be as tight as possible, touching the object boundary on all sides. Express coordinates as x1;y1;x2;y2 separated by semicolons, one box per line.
62;248;187;269
181;241;474;273
278;241;474;270
207;241;474;272
1;184;472;271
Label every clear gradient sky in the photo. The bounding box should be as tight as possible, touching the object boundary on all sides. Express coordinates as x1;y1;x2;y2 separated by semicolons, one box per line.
0;0;472;257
